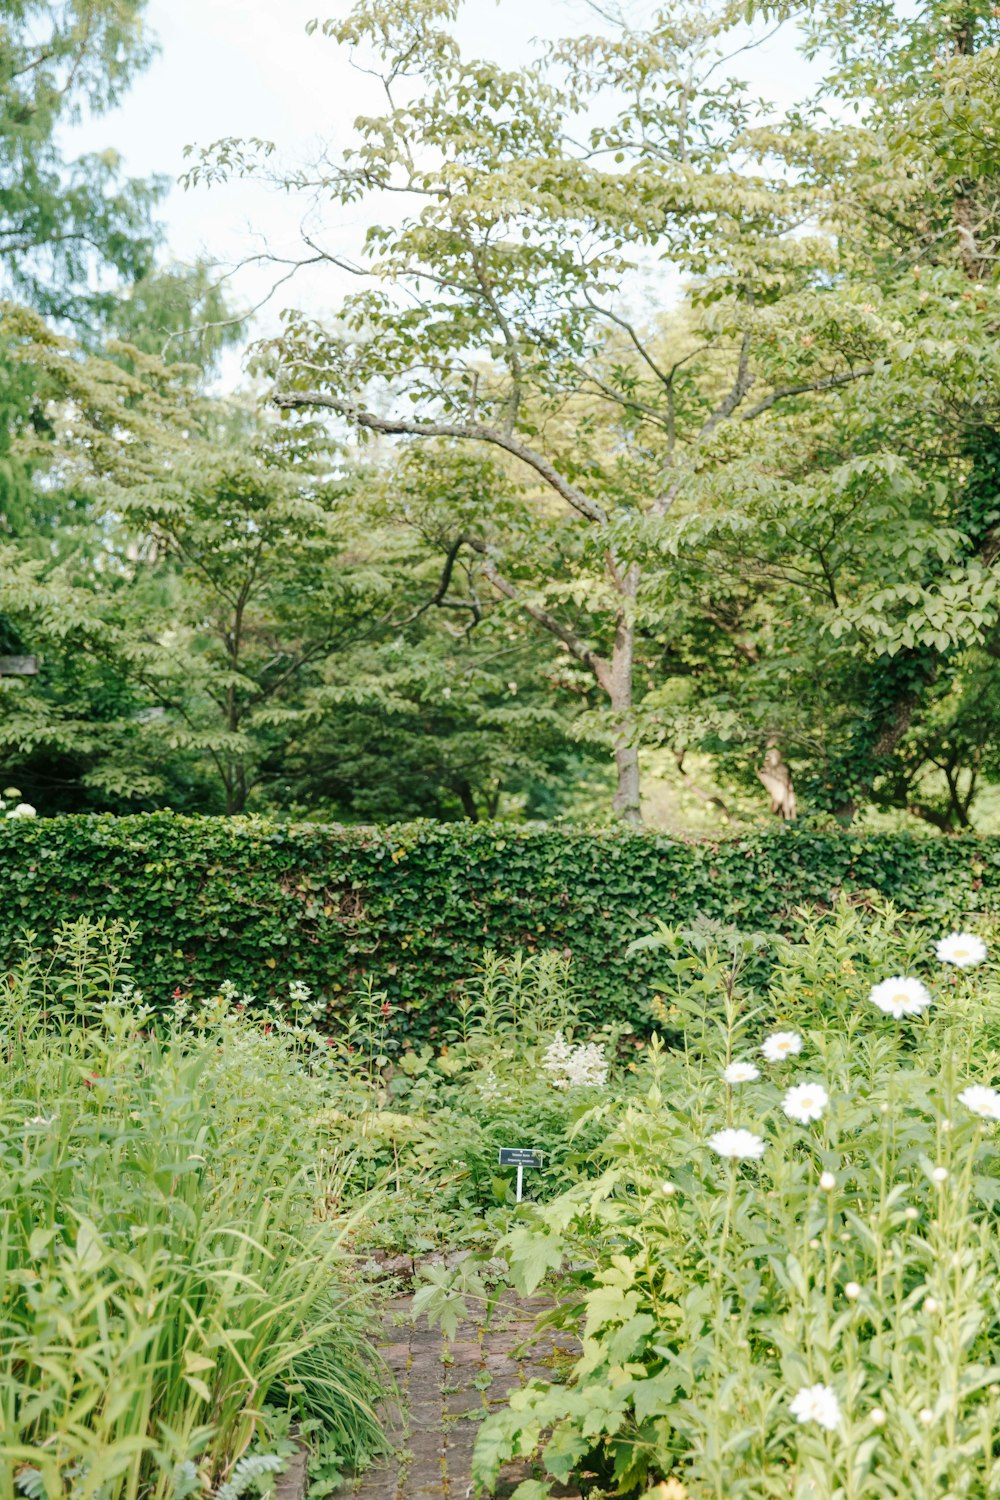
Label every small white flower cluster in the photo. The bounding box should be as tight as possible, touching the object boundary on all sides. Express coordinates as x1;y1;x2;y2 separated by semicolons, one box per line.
478;1068;501;1102
866;933;987;1022
0;786;35;819
711;1031;825;1161
541;1031;608;1090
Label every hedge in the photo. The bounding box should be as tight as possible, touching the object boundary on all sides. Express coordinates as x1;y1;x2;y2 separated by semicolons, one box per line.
0;813;997;1039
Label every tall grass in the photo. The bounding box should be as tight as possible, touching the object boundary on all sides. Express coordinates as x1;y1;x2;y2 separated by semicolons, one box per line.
0;920;386;1500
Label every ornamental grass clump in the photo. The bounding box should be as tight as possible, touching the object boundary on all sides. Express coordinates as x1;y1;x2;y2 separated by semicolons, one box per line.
0;919;386;1500
470;900;1000;1499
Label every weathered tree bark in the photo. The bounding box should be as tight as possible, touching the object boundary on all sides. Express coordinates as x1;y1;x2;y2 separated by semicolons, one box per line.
455;535;645;824
607;563;642;825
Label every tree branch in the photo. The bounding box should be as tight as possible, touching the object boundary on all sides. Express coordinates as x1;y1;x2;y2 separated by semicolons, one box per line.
273;391;609;525
459;534;611;690
740;366;874;422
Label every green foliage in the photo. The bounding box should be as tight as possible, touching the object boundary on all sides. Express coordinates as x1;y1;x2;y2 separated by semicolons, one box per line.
2;815;1000;1039
0;918;388;1500
322;950;617;1256
468;903;1000;1497
0;1;163;322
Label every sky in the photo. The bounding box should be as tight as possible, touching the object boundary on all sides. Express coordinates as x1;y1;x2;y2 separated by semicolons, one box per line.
64;0;818;389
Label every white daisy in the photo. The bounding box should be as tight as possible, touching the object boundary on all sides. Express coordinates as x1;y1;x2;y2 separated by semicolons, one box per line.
935;932;987;967
783;1081;829;1124
761;1031;803;1063
707;1127;765;1160
869;976;932;1019
723;1061;760;1084
958;1084;1000;1121
789;1383;842;1431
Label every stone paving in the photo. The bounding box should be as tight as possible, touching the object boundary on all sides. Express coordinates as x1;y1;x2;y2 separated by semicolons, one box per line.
348;1293;580;1500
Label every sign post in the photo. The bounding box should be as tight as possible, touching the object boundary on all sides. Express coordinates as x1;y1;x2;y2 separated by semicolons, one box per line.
498;1147;543;1203
0;656;38;678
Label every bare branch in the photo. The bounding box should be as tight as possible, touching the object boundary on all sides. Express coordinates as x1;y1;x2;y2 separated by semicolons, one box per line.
741;365;874;421
273;391;609;525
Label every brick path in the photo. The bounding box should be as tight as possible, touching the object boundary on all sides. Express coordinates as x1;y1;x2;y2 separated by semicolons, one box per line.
349;1294;580;1500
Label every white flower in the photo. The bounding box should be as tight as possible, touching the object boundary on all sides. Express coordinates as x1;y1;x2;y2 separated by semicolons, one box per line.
542;1031;608;1090
935;932;987;968
783;1082;829;1124
289;980;312;1004
5;802;35;819
478;1068;500;1102
762;1031;803;1063
958;1084;1000;1121
870;1406;886;1426
660;1181;676;1196
707;1127;765;1160
919;1407;934;1426
931;1166;948;1185
789;1383;842;1431
723;1060;760;1084
904;1206;919;1221
845;1281;862;1300
819;1171;837;1191
924;1296;939;1314
869;976;933;1019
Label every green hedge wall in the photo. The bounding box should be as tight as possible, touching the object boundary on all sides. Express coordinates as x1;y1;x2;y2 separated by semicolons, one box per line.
0;814;997;1038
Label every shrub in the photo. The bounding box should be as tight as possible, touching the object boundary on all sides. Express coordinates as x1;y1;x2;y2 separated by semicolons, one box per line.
324;950;619;1253
465;902;1000;1498
2;814;1000;1039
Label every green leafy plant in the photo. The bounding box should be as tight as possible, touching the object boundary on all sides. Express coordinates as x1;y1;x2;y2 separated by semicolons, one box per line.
2;815;999;1041
0;919;388;1500
463;903;1000;1497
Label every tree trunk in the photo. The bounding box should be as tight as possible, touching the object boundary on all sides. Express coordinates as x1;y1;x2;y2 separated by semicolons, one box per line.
608;563;642;826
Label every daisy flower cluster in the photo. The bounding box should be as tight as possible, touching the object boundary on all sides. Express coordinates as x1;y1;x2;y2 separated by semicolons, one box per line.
710;1027;825;1162
542;1031;608;1090
865;932;1000;1127
773;929;994;1435
0;787;35;819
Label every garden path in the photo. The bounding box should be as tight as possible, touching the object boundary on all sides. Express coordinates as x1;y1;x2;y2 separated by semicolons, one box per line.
348;1293;580;1500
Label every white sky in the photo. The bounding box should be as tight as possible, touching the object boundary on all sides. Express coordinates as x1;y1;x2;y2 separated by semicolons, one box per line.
64;0;818;389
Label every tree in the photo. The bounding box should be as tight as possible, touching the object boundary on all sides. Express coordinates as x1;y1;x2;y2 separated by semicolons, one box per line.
650;0;1000;826
187;0;880;822
0;0;162;323
283;444;610;822
109;422;399;814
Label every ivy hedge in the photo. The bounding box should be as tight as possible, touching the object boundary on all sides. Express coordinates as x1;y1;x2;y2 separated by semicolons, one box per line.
0;813;997;1038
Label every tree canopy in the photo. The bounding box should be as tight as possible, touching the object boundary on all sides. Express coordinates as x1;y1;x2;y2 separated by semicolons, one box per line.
3;0;1000;831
